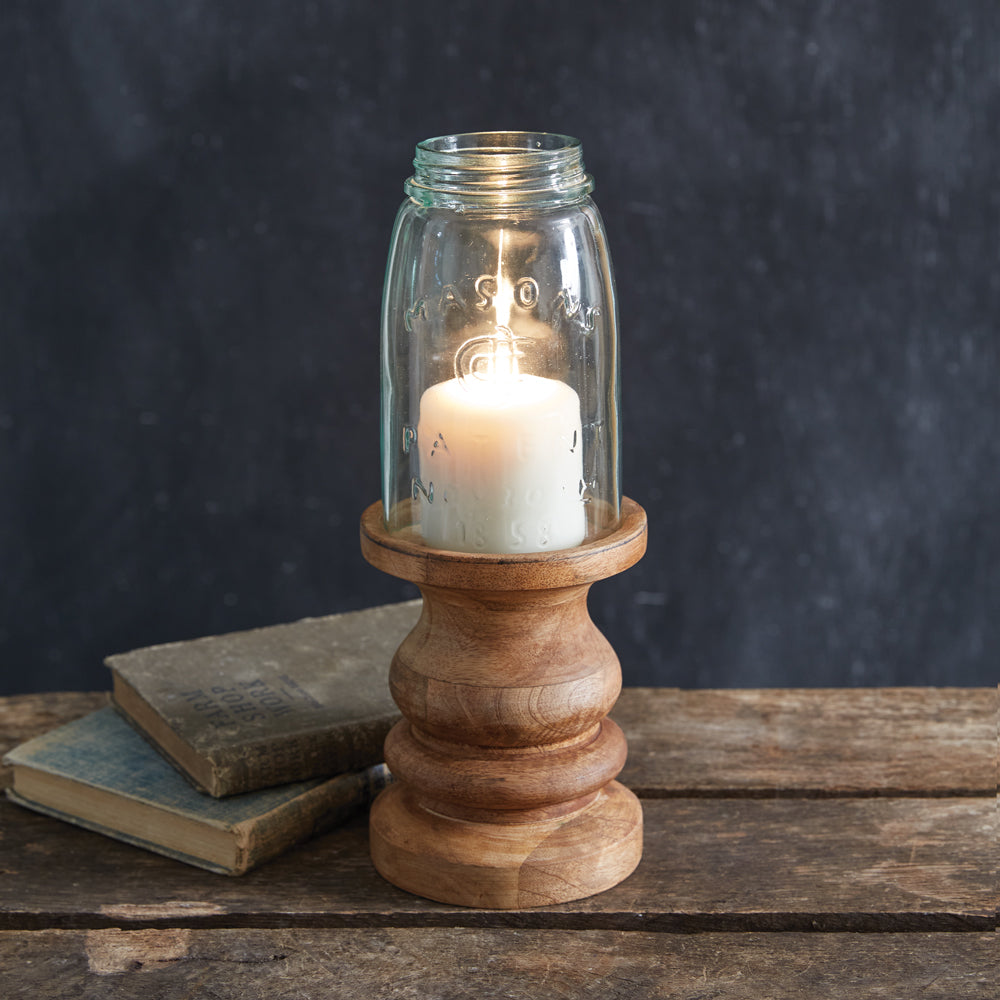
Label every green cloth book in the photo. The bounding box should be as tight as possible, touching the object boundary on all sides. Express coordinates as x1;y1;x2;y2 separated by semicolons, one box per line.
3;706;390;875
106;600;420;796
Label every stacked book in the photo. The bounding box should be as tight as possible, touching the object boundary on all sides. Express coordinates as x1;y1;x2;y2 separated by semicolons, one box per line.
3;600;421;874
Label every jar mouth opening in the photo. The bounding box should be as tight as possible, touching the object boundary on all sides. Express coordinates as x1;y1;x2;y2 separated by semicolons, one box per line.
417;131;581;157
408;131;593;206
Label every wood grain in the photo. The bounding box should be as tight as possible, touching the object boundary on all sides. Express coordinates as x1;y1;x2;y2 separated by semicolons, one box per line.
359;496;649;592
1;793;993;931
4;688;993;798
2;688;995;995
369;779;642;909
613;686;997;797
359;500;648;906
1;928;996;999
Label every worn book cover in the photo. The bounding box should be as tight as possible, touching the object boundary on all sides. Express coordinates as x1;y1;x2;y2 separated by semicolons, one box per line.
3;707;391;875
106;600;420;796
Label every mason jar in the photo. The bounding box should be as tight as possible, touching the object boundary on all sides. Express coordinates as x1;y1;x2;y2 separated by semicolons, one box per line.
379;131;621;555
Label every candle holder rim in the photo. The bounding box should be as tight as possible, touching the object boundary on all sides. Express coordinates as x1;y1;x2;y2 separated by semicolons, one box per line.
360;497;646;590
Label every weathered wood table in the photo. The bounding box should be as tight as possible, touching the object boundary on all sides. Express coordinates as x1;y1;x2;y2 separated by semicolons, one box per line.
1;688;996;998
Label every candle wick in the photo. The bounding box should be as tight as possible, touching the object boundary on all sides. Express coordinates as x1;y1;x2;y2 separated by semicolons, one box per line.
494;325;521;382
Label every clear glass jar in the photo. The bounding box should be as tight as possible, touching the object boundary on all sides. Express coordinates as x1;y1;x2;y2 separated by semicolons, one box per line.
380;132;621;554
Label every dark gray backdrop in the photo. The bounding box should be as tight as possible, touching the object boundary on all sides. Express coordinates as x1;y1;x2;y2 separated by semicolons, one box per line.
3;1;998;696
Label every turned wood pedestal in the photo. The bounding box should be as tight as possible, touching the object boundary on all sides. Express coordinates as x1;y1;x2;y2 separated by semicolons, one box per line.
359;498;648;908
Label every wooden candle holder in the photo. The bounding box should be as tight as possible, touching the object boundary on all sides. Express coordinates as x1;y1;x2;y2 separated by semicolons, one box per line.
359;497;647;908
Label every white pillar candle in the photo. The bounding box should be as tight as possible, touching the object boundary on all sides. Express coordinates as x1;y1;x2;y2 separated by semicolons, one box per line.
417;374;586;553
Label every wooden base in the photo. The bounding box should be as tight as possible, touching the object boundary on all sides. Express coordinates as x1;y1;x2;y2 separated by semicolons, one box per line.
359;498;647;908
370;780;642;909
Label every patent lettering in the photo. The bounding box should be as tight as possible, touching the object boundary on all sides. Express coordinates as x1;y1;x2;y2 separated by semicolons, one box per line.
404;298;428;332
553;288;600;332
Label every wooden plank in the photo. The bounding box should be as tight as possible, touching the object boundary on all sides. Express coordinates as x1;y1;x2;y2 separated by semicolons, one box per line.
2;688;994;798
613;687;997;797
1;795;993;931
1;690;994;935
1;928;996;999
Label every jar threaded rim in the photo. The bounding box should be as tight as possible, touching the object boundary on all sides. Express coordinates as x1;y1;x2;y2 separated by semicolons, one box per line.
406;131;593;207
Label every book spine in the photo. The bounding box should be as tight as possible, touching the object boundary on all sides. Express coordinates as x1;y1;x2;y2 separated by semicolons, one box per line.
207;719;398;797
228;764;392;874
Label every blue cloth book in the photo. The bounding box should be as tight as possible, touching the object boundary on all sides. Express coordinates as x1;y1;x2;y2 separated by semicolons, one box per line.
3;706;389;874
